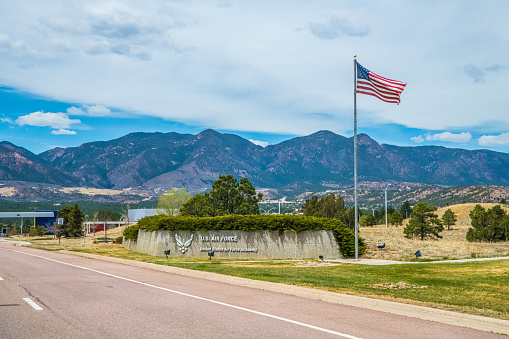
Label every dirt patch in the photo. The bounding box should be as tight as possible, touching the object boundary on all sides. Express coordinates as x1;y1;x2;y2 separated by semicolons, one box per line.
371;281;428;289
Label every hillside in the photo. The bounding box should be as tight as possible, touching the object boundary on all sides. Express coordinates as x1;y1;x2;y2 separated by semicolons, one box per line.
361;203;509;261
0;141;75;186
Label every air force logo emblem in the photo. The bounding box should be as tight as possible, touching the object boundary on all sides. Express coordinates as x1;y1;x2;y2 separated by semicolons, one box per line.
175;234;194;254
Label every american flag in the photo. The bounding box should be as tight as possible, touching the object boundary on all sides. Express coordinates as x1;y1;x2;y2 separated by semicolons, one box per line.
356;62;406;104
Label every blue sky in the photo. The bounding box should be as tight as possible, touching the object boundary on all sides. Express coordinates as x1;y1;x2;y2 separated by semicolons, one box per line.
1;1;508;154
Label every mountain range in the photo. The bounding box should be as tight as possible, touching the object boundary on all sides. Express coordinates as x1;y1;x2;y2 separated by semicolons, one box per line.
2;129;509;196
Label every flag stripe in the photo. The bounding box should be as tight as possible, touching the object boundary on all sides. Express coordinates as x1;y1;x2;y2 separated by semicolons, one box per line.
355;62;406;104
356;89;401;104
356;84;401;103
369;72;406;87
370;76;406;93
357;80;402;103
357;80;402;98
356;91;400;103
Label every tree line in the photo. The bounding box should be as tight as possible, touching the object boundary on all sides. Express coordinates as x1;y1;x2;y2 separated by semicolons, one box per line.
11;173;509;244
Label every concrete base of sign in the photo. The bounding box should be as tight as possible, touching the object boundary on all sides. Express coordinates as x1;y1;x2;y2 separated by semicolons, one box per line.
123;229;342;259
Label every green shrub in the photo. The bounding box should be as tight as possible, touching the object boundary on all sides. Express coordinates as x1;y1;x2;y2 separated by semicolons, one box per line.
29;226;47;237
123;215;365;257
113;236;123;244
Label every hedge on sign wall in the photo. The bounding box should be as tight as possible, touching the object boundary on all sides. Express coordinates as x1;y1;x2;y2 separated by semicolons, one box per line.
123;214;365;257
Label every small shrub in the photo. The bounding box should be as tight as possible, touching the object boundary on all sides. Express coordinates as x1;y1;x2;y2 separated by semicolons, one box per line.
29;226;46;237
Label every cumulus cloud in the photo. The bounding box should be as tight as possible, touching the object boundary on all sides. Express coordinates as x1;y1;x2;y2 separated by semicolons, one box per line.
464;64;484;83
249;139;268;148
410;135;424;143
67;105;111;116
15;111;81;129
425;132;472;143
309;16;369;39
51;128;77;135
478;133;509;146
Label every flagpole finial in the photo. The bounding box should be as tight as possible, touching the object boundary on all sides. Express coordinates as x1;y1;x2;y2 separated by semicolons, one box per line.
354;54;357;58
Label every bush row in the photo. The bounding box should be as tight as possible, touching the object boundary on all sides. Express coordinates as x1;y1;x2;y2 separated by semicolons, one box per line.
123;214;365;257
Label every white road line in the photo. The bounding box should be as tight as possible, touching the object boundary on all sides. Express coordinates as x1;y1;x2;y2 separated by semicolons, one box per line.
23;298;43;311
0;247;361;339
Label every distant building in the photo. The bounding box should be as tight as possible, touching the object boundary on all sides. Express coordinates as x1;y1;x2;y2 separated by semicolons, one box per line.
35;210;58;234
0;211;57;236
128;209;158;222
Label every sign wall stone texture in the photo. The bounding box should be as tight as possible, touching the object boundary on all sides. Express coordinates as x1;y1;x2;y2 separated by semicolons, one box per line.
123;230;342;259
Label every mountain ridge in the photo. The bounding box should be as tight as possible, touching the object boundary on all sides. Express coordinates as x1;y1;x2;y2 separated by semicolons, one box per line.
2;130;509;195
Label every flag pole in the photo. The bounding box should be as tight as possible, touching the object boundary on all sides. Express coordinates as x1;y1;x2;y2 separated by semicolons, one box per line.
353;55;359;261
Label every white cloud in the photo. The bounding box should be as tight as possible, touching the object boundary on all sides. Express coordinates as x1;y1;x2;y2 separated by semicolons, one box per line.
67;105;111;116
478;133;509;146
15;111;81;129
1;117;14;124
425;132;472;143
66;107;85;115
85;105;111;116
410;135;424;143
51;128;77;135
249;139;268;147
0;1;507;139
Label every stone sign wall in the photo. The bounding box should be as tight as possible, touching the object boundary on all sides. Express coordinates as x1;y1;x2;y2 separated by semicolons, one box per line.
123;229;342;259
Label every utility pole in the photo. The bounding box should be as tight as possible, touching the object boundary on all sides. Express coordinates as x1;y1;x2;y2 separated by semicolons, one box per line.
385;183;391;228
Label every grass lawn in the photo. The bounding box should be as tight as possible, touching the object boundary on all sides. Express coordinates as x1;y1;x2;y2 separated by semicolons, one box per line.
68;244;509;321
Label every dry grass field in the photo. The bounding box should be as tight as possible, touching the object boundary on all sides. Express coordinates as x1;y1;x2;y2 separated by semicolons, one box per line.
361;203;509;261
15;225;130;251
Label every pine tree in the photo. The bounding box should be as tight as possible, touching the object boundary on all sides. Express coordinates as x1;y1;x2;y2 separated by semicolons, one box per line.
404;202;443;240
441;208;457;230
58;203;85;237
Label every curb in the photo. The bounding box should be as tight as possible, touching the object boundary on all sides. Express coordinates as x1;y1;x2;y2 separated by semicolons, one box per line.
60;250;509;335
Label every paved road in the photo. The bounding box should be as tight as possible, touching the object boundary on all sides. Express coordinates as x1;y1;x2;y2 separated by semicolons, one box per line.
0;244;503;338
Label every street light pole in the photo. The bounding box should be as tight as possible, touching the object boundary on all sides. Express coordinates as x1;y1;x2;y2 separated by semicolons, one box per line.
385;183;391;228
278;196;287;215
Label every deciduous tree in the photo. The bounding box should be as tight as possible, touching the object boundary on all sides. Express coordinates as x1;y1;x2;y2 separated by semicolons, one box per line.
157;188;191;216
180;175;262;217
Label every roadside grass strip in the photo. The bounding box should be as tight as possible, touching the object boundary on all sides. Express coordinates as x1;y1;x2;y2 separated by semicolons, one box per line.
72;245;509;320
